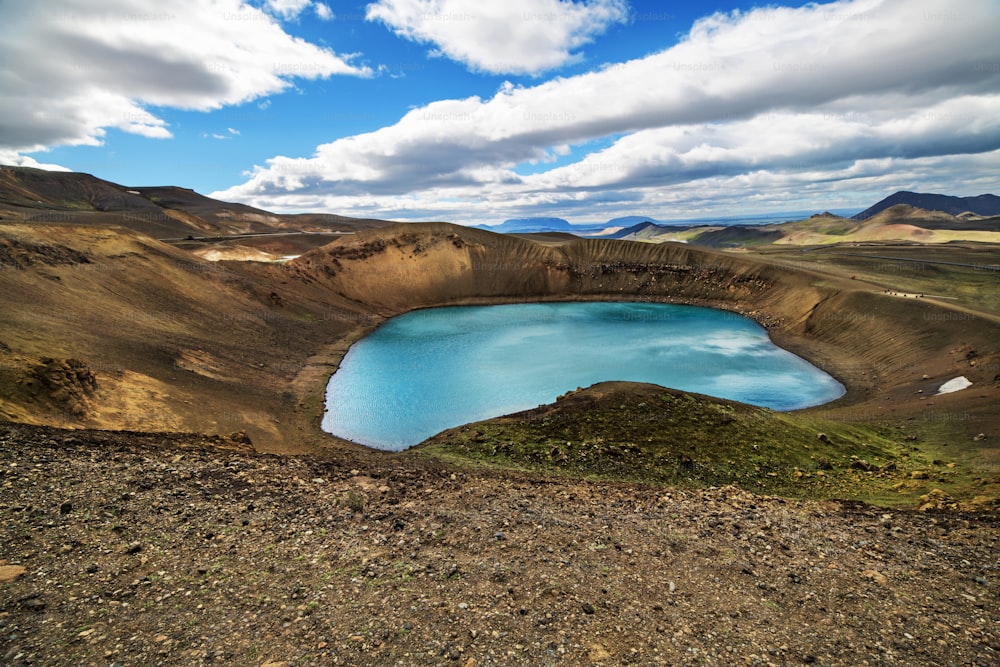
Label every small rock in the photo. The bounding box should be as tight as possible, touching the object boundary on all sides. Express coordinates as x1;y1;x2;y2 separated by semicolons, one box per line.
125;542;143;555
918;488;956;511
21;596;46;611
59;501;72;514
910;470;929;480
588;643;612;661
0;564;27;583
228;430;252;445
862;569;888;585
581;602;596;614
261;662;291;667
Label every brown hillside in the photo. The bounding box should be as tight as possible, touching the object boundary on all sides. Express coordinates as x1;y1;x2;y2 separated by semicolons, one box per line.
0;167;395;240
290;223;1000;438
0;223;376;450
2;220;998;454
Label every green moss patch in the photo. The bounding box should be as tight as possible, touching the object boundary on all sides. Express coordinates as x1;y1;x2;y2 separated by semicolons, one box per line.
412;383;935;505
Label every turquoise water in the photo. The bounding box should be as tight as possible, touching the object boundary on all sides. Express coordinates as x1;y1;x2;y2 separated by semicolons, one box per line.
322;302;844;450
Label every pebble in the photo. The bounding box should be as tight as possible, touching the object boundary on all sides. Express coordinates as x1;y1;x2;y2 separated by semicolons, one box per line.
22;597;46;612
2;421;999;666
0;565;26;583
589;643;612;661
862;569;888;585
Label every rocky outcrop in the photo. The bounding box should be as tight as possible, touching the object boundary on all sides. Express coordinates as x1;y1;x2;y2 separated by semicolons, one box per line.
30;358;98;417
0;238;91;269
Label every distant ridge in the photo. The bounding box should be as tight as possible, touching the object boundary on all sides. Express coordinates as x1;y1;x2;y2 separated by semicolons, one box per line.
0;166;163;214
607;221;663;239
0;165;394;238
853;191;1000;220
605;215;664;227
483;215;670;236
481;217;575;233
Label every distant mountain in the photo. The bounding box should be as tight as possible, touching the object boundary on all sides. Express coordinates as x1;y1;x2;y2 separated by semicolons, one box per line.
0;166;393;238
691;226;785;248
482;217;575;233
605;215;663;227
853;191;1000;220
0;166;164;214
131;185;281;229
483;216;674;236
607;221;664;239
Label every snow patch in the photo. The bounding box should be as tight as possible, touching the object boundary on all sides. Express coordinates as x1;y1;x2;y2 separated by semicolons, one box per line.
936;376;972;395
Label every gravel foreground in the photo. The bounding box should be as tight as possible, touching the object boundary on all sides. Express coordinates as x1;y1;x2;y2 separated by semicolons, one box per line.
1;422;998;667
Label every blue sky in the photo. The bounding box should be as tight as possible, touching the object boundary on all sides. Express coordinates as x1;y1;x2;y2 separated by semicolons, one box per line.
2;0;999;225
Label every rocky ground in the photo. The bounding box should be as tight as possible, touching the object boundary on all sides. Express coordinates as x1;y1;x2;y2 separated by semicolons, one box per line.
1;422;998;666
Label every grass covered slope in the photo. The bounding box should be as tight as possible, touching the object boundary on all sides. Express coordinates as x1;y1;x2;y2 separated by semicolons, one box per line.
416;383;981;507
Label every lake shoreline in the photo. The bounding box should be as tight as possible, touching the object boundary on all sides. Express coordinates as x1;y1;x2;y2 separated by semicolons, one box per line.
322;301;845;450
287;223;998;457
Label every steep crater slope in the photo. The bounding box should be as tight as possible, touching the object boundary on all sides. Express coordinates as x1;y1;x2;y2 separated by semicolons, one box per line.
0;223;372;449
291;223;1000;423
2;221;997;469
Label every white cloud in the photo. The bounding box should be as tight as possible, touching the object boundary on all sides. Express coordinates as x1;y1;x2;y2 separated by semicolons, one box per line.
265;0;313;19
0;0;372;160
215;0;1000;223
0;152;72;172
314;3;333;21
365;0;628;74
532;96;1000;191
